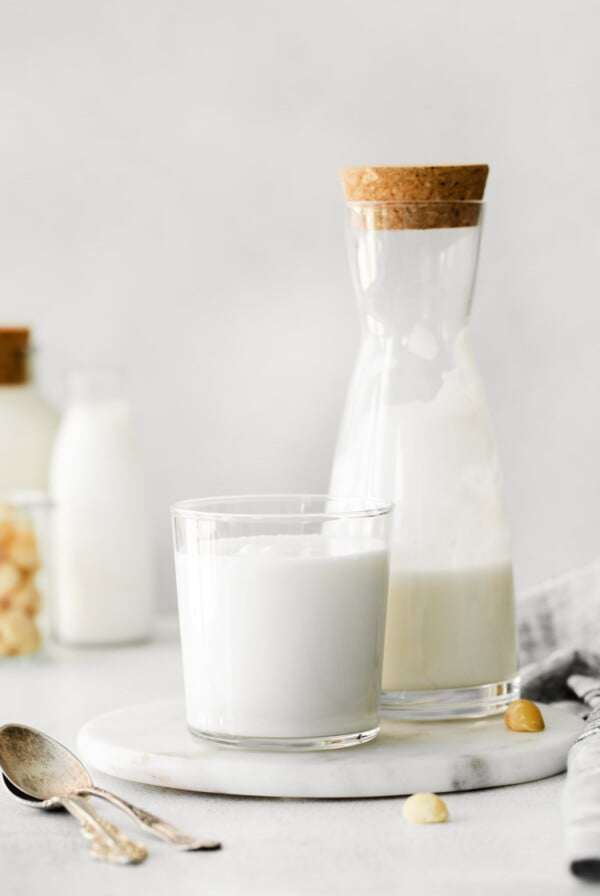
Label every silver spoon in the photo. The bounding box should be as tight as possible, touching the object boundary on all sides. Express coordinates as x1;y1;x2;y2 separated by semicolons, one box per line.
0;723;221;852
1;762;146;864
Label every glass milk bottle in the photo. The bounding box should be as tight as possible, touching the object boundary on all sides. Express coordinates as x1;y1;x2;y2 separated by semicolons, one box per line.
0;327;58;492
50;368;154;645
330;166;518;718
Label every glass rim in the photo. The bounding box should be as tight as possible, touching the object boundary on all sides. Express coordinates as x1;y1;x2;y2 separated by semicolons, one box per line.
170;493;393;522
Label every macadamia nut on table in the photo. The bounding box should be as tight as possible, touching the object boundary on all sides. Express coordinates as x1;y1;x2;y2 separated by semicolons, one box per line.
403;792;449;824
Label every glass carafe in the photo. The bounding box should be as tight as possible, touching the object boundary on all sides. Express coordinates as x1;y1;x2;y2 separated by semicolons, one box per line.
330;166;519;718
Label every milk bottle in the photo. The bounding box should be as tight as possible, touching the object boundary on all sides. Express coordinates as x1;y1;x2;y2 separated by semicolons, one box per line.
0;327;57;492
50;369;154;644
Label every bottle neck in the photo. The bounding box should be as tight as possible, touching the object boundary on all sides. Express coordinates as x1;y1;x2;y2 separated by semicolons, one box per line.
66;368;125;404
347;213;483;344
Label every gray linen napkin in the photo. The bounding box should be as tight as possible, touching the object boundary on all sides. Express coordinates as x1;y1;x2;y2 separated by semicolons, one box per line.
518;561;600;881
563;706;600;881
521;648;600;716
519;560;600;667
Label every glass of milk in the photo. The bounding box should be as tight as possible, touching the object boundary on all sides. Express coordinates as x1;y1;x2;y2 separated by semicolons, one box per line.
172;495;392;751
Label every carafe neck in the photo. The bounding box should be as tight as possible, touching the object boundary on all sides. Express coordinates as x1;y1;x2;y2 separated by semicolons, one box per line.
346;203;484;346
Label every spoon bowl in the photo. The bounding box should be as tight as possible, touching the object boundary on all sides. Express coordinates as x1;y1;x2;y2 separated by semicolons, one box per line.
0;724;92;801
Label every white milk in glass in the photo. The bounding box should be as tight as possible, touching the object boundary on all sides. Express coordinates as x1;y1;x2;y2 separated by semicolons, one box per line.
175;534;389;740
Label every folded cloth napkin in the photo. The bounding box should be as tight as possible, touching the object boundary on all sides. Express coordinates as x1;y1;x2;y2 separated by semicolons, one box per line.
563;706;600;881
518;562;600;881
521;648;600;715
518;560;600;666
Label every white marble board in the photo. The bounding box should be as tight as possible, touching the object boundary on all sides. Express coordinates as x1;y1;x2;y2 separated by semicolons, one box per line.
77;699;582;799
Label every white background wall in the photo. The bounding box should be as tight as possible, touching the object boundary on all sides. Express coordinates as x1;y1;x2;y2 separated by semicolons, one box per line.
1;0;599;607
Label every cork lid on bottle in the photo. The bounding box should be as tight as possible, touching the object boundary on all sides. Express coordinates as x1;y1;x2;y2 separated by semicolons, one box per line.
339;165;488;229
0;328;31;385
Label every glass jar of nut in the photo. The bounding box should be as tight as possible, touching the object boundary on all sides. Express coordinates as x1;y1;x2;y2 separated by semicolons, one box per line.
0;494;51;658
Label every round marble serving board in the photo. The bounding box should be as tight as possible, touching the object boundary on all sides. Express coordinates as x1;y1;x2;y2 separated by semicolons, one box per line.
78;699;583;799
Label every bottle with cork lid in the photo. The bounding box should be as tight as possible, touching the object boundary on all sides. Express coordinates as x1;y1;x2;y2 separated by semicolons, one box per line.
330;165;518;720
0;327;58;493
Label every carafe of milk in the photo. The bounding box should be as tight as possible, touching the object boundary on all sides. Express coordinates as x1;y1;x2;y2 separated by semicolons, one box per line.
49;368;154;644
330;166;518;719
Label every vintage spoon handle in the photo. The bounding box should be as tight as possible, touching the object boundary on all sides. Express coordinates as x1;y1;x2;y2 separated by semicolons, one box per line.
80;786;221;851
63;795;147;864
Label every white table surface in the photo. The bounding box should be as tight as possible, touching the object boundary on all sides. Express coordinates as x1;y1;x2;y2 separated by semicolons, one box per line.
0;617;587;896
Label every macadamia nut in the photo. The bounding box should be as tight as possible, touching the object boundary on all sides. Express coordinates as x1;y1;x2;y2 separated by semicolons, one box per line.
0;561;20;598
504;699;545;732
0;609;40;656
10;577;41;617
403;792;449;824
7;523;39;571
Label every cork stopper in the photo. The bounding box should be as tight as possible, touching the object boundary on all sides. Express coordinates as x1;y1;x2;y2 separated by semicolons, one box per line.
0;328;31;385
339;165;488;229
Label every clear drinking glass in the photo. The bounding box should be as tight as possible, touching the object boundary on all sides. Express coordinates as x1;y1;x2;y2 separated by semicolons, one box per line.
330;176;519;719
172;495;392;750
